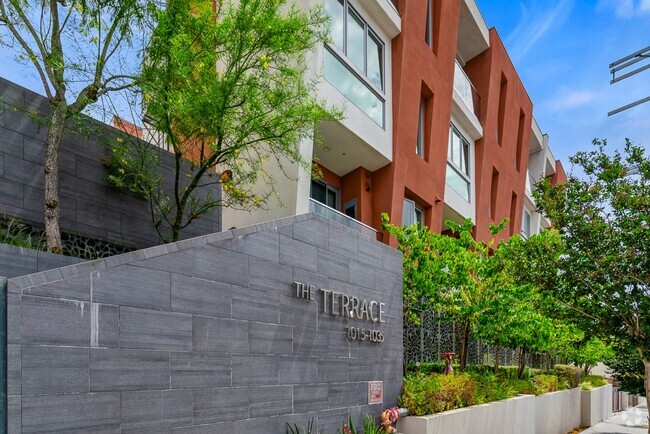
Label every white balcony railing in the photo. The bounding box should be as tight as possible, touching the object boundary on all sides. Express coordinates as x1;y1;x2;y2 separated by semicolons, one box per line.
453;61;481;119
308;198;380;240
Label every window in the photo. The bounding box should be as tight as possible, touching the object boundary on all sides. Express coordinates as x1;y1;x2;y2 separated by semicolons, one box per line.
416;99;425;157
344;198;357;219
515;109;525;170
425;0;432;46
522;209;531;238
446;124;471;201
509;192;517;235
489;168;499;219
402;198;423;228
497;73;508;145
311;180;339;210
324;0;385;127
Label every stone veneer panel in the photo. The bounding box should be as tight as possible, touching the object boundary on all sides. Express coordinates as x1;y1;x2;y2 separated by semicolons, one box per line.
6;214;403;433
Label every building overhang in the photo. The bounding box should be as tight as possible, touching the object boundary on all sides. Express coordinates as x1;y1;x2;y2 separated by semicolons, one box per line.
456;0;489;63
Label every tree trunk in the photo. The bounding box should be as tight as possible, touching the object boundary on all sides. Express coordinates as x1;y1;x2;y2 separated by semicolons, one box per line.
460;322;470;371
518;346;527;379
44;103;67;253
494;346;500;373
643;358;650;434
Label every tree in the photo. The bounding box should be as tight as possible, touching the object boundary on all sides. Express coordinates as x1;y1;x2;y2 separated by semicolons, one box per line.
535;140;649;421
382;214;507;370
569;337;614;375
0;0;154;252
106;0;338;242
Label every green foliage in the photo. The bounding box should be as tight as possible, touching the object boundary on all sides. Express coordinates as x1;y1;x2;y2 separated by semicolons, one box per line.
605;340;647;396
399;370;568;415
105;136;161;200
119;0;340;242
286;417;320;434
569;337;614;373
532;374;566;393
0;218;46;250
554;365;583;388
580;375;607;391
399;372;476;416
534;140;650;397
361;415;382;434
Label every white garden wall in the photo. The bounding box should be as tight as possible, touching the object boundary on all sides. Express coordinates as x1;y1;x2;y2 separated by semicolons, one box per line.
581;384;613;427
398;386;612;434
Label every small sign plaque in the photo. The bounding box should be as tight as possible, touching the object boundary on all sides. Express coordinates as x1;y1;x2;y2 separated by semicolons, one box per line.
368;381;383;404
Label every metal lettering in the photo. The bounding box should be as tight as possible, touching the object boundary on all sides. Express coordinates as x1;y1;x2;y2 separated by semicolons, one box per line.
360;299;369;321
331;291;340;316
341;293;350;318
379;302;386;323
369;300;378;322
320;289;332;314
351;297;360;319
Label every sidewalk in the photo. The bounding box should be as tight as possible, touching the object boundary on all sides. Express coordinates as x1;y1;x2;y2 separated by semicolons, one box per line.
582;404;649;433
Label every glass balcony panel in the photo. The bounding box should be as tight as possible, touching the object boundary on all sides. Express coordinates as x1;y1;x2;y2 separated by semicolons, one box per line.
324;48;385;127
453;61;481;119
309;198;379;240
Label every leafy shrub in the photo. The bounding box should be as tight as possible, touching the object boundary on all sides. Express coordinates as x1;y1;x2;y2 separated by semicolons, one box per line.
580;375;608;391
532;374;563;394
555;365;583;388
399;372;476;416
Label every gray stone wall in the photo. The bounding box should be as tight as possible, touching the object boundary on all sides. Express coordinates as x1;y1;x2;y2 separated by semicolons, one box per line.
6;214;403;433
0;77;221;249
0;244;84;279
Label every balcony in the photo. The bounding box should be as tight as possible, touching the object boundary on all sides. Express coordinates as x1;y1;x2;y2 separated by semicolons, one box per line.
451;61;483;141
309;198;381;241
457;0;489;63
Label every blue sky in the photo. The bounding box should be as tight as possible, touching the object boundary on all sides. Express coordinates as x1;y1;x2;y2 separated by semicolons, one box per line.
2;1;648;171
476;0;650;170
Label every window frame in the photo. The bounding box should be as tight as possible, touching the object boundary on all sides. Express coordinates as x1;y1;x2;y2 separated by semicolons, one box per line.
416;99;425;157
446;123;472;202
522;209;531;238
325;0;386;94
310;179;340;210
402;198;424;228
425;0;432;47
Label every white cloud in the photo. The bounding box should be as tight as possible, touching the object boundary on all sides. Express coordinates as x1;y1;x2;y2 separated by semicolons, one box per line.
597;0;650;17
545;90;598;111
506;0;575;62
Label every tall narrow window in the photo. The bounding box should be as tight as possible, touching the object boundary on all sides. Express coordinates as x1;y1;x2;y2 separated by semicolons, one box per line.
489;168;499;219
446;124;471;201
403;199;423;228
497;73;508;146
522;209;531;238
509;192;518;235
416;99;425;157
515;109;525;170
425;0;432;46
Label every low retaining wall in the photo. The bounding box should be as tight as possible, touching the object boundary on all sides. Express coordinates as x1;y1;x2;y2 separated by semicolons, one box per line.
581;384;613;426
535;387;581;434
397;395;536;434
397;387;588;434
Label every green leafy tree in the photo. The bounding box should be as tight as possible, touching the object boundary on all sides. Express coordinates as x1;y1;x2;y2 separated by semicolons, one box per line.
107;0;338;242
605;340;647;396
534;140;649;416
569;337;614;375
382;214;507;370
0;0;154;252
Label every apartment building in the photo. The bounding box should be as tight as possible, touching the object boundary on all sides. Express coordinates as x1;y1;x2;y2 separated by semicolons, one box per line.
220;0;567;243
